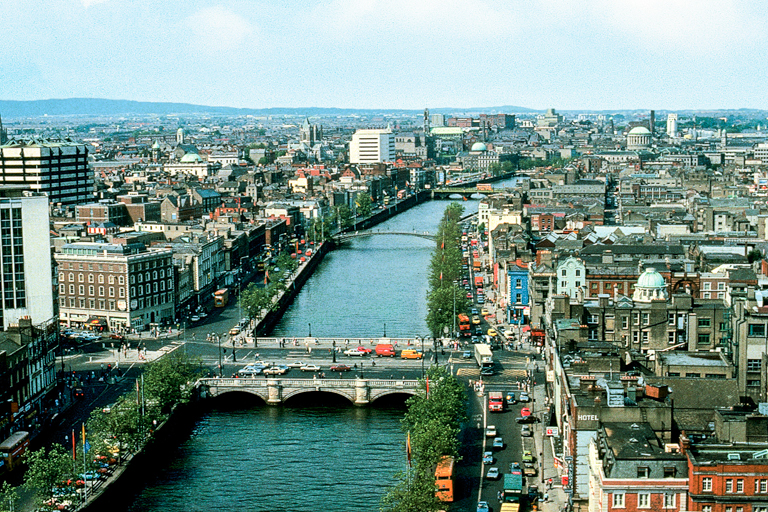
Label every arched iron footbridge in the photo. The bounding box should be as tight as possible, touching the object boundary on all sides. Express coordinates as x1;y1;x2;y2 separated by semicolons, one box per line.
336;230;436;242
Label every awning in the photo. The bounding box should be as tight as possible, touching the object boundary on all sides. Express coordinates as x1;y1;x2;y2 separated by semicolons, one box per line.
88;317;108;326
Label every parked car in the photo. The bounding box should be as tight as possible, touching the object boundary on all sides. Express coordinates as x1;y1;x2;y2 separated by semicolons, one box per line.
521;425;531;437
344;349;367;357
109;333;125;341
190;315;200;323
482;451;494;464
286;361;306;368
492;437;504;449
521;407;531;417
522;450;534;463
486;467;500;480
518;392;530;402
523;461;537;477
355;346;373;354
516;415;537;424
485;425;497;437
330;364;351;372
229;326;241;336
462;351;473;359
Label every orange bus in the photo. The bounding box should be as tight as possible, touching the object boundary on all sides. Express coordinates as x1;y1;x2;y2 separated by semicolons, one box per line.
213;288;229;307
435;455;455;502
458;314;471;336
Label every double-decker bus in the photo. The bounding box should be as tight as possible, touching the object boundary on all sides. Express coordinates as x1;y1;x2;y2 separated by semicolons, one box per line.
435;455;455;502
458;314;471;336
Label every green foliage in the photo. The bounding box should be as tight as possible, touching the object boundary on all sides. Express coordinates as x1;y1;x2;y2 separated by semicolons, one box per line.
380;469;443;512
87;397;147;457
143;350;202;413
748;248;763;263
309;216;331;242
355;191;373;217
426;203;466;337
0;481;19;512
334;204;353;230
276;251;298;273
23;445;74;506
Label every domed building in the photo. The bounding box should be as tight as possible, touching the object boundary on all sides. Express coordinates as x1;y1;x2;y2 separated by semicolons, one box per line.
627;126;652;150
470;141;488;152
632;267;668;302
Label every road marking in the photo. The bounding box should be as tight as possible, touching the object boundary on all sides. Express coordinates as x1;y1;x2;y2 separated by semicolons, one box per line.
457;368;527;378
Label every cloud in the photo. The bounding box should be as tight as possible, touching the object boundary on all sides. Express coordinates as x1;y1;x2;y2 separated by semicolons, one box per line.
183;6;256;53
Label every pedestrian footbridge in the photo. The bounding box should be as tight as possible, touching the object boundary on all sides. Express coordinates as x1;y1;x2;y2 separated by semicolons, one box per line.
196;377;420;406
336;230;435;243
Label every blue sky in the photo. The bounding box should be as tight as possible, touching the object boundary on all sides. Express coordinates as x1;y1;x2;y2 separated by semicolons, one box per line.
1;0;766;110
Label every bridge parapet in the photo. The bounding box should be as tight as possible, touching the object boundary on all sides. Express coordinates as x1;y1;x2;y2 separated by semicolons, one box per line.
197;377;420;406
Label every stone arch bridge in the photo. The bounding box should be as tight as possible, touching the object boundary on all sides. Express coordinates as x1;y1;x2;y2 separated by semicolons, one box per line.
197;377;420;406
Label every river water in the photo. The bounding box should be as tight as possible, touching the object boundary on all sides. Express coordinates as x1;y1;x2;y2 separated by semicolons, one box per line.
126;181;522;511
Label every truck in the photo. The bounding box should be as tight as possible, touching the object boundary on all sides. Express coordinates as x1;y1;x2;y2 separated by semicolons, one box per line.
488;391;504;412
474;274;484;287
375;343;395;357
474;343;494;369
473;259;482;271
503;472;524;502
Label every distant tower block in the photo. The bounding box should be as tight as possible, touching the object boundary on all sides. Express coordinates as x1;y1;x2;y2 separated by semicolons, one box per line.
176;127;184;145
666;114;678;138
649;110;655;135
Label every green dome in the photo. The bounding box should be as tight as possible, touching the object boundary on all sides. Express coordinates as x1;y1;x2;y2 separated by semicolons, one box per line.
180;153;203;163
628;126;651;135
637;268;665;288
471;142;487;152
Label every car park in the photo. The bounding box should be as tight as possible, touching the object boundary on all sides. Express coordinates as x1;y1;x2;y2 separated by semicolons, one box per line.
486;467;500;480
482;451;494;464
485;425;497;437
492;437;504;449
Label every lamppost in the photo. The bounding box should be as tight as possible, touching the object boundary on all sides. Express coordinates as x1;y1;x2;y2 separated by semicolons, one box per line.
332;340;337;363
453;281;457;338
308;323;312;337
216;333;223;377
415;335;426;378
383;322;387;337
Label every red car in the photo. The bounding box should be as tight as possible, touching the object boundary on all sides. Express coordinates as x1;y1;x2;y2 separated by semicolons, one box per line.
330;364;351;372
355;346;373;354
521;407;531;417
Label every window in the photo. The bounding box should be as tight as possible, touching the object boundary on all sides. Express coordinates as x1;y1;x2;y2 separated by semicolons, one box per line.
663;493;675;508
633;331;640;344
718;282;725;290
704;292;711;299
638;493;650;508
698;318;711;328
68;272;74;281
633;312;640;325
668;331;676;344
737;479;743;493
686;372;700;378
748;379;762;387
698;333;710;345
642;331;649;344
612;492;625;508
119;288;125;298
78;274;84;282
718;292;725;299
119;276;125;285
720;322;728;332
589;314;599;324
622;316;629;329
642;312;649;325
748;359;762;372
668;312;675;325
561;281;567;288
79;285;84;295
702;477;713;492
726;479;733;493
109;287;114;297
516;279;522;289
637;467;650;478
575;281;581;287
761;479;767;493
562;270;567;276
703;282;711;290
702;506;712;512
88;274;93;283
664;467;677;478
59;284;65;293
98;286;104;296
575;269;581;276
88;286;94;295
749;324;766;337
108;275;114;284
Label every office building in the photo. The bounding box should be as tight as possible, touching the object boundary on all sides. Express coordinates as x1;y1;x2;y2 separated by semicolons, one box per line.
0;139;94;207
349;128;395;164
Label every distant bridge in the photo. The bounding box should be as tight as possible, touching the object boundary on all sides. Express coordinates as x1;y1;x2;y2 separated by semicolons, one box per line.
430;188;490;199
336;230;436;242
197;377;420;406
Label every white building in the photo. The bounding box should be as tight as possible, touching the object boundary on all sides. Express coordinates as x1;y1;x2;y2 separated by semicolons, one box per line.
349;128;395;164
556;256;586;298
666;113;678;138
0;187;55;330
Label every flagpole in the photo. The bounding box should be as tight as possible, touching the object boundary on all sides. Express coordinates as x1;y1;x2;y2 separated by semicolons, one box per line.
82;423;87;502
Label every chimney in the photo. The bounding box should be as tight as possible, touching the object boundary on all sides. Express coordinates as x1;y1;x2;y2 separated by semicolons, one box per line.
580;375;597;392
602;250;614;264
679;432;690;455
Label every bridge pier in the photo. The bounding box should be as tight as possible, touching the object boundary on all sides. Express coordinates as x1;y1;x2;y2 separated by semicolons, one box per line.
266;379;282;405
354;379;370;406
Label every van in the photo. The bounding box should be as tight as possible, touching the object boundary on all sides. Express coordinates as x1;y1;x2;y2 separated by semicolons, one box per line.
400;349;423;359
375;343;395;357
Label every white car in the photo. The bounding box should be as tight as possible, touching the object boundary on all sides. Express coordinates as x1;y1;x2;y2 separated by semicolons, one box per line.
300;364;321;372
286;361;306;368
344;349;367;357
485;425;497;437
486;467;500;480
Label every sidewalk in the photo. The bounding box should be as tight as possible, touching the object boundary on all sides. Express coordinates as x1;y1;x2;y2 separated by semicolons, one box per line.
532;378;569;512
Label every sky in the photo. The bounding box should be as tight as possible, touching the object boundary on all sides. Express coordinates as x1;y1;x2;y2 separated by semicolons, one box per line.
1;0;767;111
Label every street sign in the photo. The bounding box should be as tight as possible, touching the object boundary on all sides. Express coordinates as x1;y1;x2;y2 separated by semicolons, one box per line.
545;426;559;436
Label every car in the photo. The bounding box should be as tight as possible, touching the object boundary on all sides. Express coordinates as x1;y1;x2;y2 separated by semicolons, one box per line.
344;349;367;356
487;328;497;337
263;365;289;376
492;437;504;449
251;360;271;367
474;327;483;335
229;326;241;336
472;315;481;325
518;392;530;402
462;351;473;359
485;425;497;437
509;461;521;471
521;407;531;417
505;391;516;404
477;502;489;512
471;336;479;344
190;315;200;323
516;415;537;424
486;467;500;480
198;310;208;318
477;296;485;304
521;425;532;437
74;388;84;398
482;451;494;464
481;308;490;316
238;367;263;376
466;292;473;299
102;404;114;413
522;450;534;463
471;308;479;315
300;364;321;372
523;461;537;476
355;346;373;354
480;368;495;376
109;333;125;341
286;361;306;368
330;364;351;372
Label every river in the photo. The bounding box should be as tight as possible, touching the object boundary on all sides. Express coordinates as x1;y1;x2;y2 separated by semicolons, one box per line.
125;179;522;511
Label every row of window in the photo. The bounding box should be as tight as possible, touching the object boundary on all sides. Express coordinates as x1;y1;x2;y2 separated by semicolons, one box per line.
612;491;676;508
60;293;171;310
60;280;172;297
62;273;124;285
700;477;768;493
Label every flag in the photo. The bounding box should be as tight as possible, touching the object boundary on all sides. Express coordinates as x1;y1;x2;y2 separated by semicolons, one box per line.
426;376;430;397
81;423;86;447
265;269;270;284
406;431;412;467
72;429;76;460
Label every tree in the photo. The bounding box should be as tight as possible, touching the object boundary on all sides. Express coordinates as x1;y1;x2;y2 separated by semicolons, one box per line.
380;469;443;512
0;482;19;512
748;248;763;263
334;204;353;231
355;191;373;217
143;350;202;413
23;445;74;507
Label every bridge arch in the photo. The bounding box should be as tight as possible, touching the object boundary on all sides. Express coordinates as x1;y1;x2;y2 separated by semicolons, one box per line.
281;387;357;405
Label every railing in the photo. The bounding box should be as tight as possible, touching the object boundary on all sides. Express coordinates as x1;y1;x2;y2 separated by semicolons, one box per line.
197;378;419;388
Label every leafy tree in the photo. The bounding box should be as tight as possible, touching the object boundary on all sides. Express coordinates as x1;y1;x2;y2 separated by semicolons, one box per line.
380;469;443;512
308;216;331;242
276;251;298;273
748;248;763;263
23;445;74;507
0;481;19;512
86;398;146;459
334;204;353;230
355;191;373;217
143;350;202;413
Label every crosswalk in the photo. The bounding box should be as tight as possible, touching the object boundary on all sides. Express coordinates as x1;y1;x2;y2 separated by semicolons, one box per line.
456;367;528;379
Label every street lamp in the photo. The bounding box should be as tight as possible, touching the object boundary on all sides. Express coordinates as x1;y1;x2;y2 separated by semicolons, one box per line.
332;340;337;363
415;335;426;378
217;334;223;377
308;323;312;337
383;322;387;337
453;281;457;339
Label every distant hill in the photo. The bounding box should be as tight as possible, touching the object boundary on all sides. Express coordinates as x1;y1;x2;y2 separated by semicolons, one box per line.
0;98;539;118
